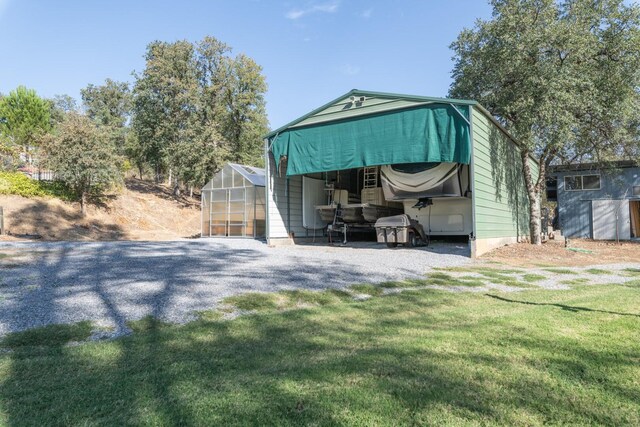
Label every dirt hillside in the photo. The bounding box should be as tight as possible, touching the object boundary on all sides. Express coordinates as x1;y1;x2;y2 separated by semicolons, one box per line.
0;179;201;241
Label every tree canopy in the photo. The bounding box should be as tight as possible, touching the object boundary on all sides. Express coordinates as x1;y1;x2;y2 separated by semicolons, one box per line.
450;0;640;243
131;36;268;189
81;79;132;166
48;94;79;125
0;86;51;162
1;36;268;197
42;113;122;215
81;79;131;129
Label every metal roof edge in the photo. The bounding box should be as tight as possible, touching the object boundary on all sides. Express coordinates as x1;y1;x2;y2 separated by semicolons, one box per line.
228;162;265;173
548;160;639;173
227;162;266;186
350;89;477;107
265;89;359;139
264;89;478;139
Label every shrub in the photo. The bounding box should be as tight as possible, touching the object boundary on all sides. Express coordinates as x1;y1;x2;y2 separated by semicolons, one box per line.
0;171;75;201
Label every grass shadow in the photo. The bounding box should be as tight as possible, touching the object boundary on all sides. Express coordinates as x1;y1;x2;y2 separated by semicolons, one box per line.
485;294;640;318
0;288;638;425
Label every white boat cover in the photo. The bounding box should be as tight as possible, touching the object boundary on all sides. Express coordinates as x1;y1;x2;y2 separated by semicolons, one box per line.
381;163;464;200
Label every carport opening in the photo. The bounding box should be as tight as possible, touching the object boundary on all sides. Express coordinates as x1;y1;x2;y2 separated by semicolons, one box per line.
299;164;473;244
268;96;475;247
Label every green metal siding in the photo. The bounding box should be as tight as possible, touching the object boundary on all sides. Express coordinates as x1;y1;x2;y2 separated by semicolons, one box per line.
293;97;436;128
472;107;534;238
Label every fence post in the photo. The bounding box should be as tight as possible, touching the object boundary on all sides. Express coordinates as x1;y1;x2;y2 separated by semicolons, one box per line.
0;206;4;235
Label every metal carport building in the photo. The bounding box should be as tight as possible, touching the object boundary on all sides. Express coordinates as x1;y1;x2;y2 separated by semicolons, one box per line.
264;90;539;257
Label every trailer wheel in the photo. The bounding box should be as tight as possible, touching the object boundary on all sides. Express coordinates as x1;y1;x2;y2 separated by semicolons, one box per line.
405;231;418;248
386;242;398;248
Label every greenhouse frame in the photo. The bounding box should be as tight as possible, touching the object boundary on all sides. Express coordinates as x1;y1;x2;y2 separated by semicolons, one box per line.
201;163;266;238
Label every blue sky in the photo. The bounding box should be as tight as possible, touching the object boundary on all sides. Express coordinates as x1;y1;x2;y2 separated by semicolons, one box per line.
0;0;492;128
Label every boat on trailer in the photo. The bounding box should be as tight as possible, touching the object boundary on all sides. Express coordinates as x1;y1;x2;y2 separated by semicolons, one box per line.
315;203;403;224
314;162;467;230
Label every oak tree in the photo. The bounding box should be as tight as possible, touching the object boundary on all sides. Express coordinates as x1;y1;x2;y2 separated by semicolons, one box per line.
450;0;640;244
43;113;122;215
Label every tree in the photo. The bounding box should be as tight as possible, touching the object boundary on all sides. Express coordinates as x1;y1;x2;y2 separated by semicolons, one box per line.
132;40;200;184
124;131;147;179
450;0;640;244
81;79;131;129
81;80;132;162
42;113;122;215
131;36;269;190
218;54;269;166
0;86;51;164
48;94;78;125
169;122;229;192
0;93;9;157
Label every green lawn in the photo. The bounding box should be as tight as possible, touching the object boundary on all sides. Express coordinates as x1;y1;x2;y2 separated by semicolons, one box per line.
0;282;639;426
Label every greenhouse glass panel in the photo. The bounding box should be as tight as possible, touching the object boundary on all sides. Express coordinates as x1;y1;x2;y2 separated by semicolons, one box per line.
229;211;245;222
245;222;254;237
245;186;255;204
211;172;223;189
245;187;255;237
210;189;228;237
228;225;244;236
255;188;266;236
212;189;226;202
232;169;248;188
201;191;211;236
223;169;233;188
231;169;240;187
229;187;244;199
255;189;266;220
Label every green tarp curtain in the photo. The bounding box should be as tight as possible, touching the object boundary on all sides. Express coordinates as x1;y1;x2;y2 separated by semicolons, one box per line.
270;103;471;176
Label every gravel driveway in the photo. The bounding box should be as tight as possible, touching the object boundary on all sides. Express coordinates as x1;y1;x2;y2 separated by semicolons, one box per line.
0;239;471;336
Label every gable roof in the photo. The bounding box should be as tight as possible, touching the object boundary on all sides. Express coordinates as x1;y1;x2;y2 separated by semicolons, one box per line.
265;89;538;167
228;163;265;187
265;89;477;139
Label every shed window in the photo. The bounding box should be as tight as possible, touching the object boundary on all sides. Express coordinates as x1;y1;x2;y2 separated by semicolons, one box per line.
564;175;600;191
583;175;601;190
633;186;640;196
565;176;582;191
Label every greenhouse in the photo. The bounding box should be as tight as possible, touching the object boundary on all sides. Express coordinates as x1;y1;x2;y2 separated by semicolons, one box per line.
201;163;266;238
